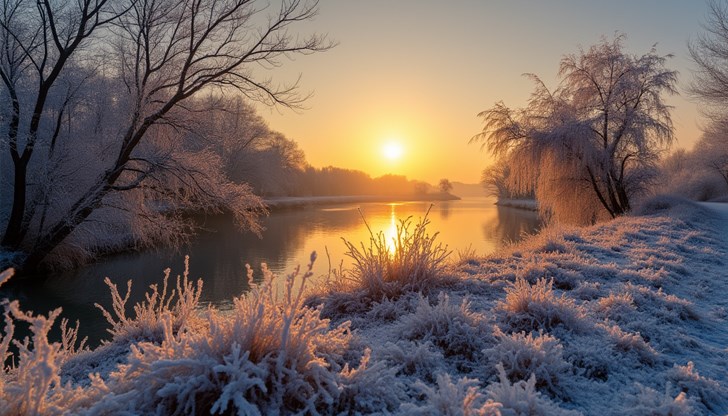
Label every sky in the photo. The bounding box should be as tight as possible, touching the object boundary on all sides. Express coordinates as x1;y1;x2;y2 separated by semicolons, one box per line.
255;0;711;184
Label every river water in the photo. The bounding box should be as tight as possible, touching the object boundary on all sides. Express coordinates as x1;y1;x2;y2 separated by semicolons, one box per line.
2;197;540;347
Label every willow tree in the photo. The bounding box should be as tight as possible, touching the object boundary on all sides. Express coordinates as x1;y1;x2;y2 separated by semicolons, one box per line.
472;35;677;224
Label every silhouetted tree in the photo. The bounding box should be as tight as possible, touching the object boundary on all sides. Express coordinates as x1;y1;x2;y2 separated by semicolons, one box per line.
438;178;453;194
473;35;676;224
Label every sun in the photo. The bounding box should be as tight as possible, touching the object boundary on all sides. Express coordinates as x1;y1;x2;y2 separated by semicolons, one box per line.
382;142;404;160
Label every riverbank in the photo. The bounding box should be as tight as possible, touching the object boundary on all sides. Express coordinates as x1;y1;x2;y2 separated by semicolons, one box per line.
0;198;726;414
495;197;538;211
264;193;461;209
0;193;462;273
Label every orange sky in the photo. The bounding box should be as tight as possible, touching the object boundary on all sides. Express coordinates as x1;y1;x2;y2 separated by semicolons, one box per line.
255;1;708;184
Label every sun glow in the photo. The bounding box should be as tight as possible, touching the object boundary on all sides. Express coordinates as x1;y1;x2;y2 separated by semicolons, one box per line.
382;141;404;160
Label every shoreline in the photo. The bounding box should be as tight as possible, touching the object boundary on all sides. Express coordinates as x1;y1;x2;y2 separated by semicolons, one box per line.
264;193;461;209
494;198;538;211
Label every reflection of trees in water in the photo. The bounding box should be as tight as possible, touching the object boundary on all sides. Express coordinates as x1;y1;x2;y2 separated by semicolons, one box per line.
439;202;451;220
482;206;542;245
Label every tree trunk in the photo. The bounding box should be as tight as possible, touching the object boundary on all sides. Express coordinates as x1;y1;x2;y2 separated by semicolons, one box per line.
2;158;28;249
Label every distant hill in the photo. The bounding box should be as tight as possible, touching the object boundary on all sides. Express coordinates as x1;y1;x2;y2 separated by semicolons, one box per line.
450;182;487;198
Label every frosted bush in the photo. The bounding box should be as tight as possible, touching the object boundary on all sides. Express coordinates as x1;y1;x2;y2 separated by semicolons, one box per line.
0;268;89;415
595;292;636;321
400;373;503;416
667;361;726;414
483;328;570;393
497;278;586;332
620;383;695;416
336;348;406;414
95;255;203;344
598;323;657;365
79;253;358;415
342;209;452;300
378;340;446;379
486;364;580;416
398;292;489;361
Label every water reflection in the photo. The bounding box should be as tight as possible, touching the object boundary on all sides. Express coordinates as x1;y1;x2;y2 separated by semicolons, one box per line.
1;198;541;347
482;206;543;246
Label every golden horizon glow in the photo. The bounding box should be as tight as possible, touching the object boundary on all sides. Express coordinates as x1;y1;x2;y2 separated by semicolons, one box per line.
255;2;706;184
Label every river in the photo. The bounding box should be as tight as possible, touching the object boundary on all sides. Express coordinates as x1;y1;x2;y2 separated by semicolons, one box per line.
1;197;541;347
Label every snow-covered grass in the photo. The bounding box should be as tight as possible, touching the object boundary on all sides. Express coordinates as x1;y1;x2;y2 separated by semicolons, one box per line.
342;211;452;298
1;197;727;414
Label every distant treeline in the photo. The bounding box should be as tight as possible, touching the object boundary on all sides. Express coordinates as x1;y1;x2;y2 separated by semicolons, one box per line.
264;167;431;198
209;100;431;198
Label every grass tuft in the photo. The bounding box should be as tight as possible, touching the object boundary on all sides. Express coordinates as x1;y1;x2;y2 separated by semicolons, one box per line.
341;206;452;300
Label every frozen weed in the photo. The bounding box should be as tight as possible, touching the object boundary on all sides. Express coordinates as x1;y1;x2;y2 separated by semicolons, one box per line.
342;208;452;300
597;323;657;365
486;363;581;416
94;255;203;344
667;361;727;414
483;328;570;394
378;340;445;379
595;291;636;321
398;292;490;362
336;348;406;414
401;373;503;416
620;383;695;416
80;253;358;415
497;278;587;333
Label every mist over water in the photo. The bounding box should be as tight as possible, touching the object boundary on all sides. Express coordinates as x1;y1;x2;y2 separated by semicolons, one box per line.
2;198;540;347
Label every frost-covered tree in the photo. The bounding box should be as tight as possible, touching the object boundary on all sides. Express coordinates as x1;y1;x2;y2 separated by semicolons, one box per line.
695;118;728;187
689;0;728;114
481;156;535;200
472;35;677;224
0;0;331;272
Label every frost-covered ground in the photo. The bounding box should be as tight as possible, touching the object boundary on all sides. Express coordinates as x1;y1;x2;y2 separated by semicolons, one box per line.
0;197;727;415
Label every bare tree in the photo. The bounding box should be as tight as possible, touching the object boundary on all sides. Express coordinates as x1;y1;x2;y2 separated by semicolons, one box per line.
689;0;728;113
472;35;677;224
0;0;125;248
1;0;332;272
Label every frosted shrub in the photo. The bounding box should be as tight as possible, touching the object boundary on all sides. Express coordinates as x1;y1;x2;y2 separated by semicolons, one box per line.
95;255;203;344
497;278;586;332
595;292;636;321
0;268;87;415
398;292;489;361
83;253;357;415
484;328;570;393
621;383;694;416
598;323;657;365
667;361;726;414
401;373;503;416
486;364;580;416
342;210;451;299
379;340;446;378
336;348;406;414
